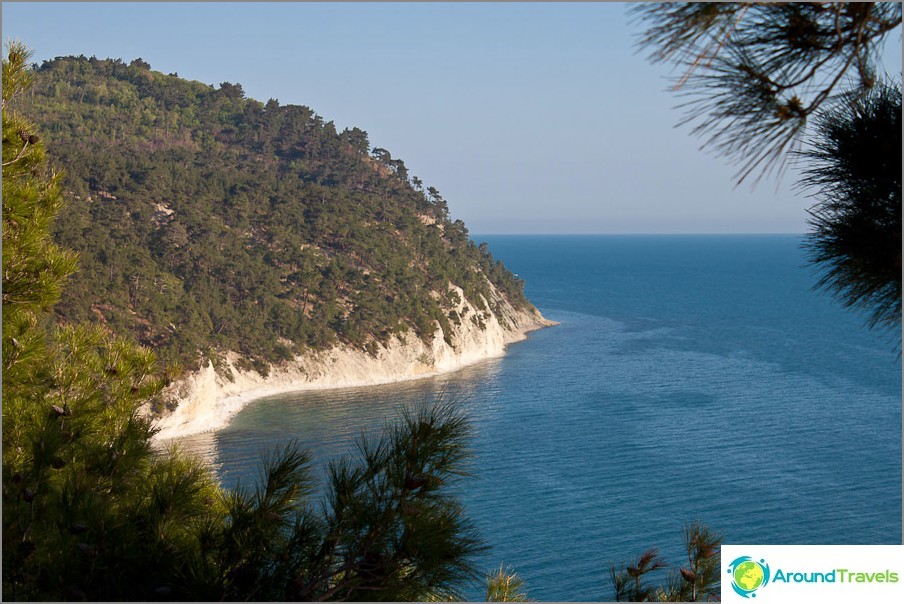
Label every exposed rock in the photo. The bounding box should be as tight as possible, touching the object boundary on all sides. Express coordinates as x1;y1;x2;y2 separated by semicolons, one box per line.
147;285;554;440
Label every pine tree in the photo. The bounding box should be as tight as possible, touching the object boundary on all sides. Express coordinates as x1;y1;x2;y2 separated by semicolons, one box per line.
632;2;902;334
800;81;902;335
609;547;668;602
633;2;901;183
608;522;722;602
2;42;77;408
158;399;484;602
485;565;529;602
4;41;491;602
3;42;222;600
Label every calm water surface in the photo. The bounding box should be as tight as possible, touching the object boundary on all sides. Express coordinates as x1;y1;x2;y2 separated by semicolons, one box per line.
176;235;902;601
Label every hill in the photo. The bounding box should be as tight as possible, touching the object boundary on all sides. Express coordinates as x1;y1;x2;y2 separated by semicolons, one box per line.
15;56;549;429
19;57;541;365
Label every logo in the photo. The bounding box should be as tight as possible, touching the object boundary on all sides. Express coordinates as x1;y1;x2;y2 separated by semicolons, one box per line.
727;556;771;598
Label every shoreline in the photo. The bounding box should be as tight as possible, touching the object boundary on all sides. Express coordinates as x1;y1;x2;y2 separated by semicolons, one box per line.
149;300;555;442
153;343;508;442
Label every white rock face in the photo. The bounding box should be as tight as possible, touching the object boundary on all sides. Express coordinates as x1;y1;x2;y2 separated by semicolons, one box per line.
148;284;554;441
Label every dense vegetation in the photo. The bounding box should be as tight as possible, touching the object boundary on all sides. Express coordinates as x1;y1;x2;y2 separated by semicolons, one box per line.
14;55;533;376
5;41;733;602
3;44;495;601
801;81;901;333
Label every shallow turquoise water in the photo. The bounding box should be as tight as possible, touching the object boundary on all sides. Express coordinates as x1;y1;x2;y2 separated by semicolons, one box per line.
176;235;902;600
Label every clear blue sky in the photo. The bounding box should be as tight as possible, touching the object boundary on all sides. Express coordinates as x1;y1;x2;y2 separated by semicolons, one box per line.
3;2;901;234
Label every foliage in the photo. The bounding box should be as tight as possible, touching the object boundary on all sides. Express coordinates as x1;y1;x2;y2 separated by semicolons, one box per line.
800;80;901;335
3;40;219;601
609;547;668;602
176;399;485;602
485;565;530;602
609;521;722;602
3;43;490;601
633;2;902;183
633;2;902;336
2;43;77;384
11;54;534;376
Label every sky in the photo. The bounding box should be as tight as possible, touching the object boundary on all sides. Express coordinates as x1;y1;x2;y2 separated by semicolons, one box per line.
2;2;902;234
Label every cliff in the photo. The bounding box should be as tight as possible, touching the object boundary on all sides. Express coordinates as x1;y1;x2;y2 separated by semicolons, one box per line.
16;56;556;437
149;285;554;439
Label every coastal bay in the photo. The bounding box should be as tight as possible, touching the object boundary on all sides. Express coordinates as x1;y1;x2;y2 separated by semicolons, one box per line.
175;235;902;600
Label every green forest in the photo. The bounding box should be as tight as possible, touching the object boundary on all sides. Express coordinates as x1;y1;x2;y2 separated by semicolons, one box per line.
5;3;900;600
4;46;719;604
2;44;545;602
14;55;534;379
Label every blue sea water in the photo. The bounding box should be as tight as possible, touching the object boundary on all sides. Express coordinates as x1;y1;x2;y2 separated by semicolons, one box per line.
176;235;902;601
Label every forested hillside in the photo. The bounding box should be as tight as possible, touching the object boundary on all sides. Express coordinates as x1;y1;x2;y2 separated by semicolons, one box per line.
17;56;532;374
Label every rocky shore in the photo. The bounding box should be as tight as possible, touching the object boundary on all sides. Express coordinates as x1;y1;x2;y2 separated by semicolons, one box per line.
148;286;554;440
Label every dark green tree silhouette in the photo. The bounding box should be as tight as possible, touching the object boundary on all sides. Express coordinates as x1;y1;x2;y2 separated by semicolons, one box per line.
633;2;901;183
170;399;484;602
633;2;902;334
800;81;901;334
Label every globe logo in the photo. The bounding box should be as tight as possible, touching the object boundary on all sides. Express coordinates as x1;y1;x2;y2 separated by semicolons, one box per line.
727;556;771;598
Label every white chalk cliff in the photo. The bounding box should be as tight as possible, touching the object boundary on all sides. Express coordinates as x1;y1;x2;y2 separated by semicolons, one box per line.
148;284;554;440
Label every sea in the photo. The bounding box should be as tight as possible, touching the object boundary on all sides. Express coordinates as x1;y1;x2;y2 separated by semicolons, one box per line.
175;235;902;601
